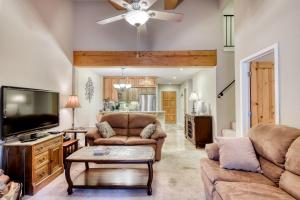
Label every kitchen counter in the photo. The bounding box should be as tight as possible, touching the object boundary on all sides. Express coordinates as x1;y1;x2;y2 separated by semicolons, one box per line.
99;111;165;114
98;111;166;129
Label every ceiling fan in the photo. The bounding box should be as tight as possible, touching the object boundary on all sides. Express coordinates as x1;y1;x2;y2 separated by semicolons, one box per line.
96;0;184;28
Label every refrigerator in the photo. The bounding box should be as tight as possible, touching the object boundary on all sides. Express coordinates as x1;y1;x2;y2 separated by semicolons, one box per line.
139;95;156;111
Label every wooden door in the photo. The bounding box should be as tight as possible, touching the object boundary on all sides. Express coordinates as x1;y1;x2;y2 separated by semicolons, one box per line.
162;91;177;124
50;146;63;174
250;61;275;127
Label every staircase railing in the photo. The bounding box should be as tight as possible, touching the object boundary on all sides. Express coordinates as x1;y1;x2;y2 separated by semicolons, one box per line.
217;80;235;98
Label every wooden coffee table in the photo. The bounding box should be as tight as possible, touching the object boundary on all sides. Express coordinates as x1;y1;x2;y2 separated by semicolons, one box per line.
64;146;155;195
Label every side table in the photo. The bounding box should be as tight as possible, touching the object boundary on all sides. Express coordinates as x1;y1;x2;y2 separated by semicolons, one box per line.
63;139;79;169
63;128;89;146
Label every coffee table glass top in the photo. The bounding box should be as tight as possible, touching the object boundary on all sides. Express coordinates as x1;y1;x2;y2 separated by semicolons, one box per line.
66;146;155;162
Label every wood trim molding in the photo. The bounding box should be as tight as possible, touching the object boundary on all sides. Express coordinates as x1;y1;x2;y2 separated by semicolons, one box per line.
165;0;184;10
73;50;217;67
109;0;131;10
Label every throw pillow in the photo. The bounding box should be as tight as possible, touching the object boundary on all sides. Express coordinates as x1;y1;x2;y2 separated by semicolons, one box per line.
96;121;116;138
205;143;220;161
216;137;262;173
140;124;156;139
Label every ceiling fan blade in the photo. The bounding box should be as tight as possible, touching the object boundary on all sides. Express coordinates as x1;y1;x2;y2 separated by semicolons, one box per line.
138;24;147;35
139;0;158;10
96;14;125;25
148;10;184;22
110;0;132;10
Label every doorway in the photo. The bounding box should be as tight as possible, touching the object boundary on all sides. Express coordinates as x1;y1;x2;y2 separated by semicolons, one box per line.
162;91;177;124
250;61;275;127
239;43;280;136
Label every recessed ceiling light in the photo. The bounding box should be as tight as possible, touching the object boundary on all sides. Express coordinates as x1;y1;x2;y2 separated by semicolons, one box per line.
173;76;177;80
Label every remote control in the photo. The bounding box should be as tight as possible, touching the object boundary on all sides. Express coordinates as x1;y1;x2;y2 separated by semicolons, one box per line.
48;131;61;134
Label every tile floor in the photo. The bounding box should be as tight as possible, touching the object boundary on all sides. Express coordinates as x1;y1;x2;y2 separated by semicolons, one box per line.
24;125;206;200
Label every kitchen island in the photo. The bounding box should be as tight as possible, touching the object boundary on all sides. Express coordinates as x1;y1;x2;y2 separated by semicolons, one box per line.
98;111;166;129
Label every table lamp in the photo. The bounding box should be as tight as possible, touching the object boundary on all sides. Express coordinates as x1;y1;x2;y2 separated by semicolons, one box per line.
65;95;81;129
189;92;199;115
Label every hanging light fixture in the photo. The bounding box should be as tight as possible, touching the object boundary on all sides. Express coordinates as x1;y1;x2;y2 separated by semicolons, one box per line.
113;68;132;90
125;10;150;27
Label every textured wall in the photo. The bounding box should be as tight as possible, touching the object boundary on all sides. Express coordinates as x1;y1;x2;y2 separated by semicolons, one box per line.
235;0;300;133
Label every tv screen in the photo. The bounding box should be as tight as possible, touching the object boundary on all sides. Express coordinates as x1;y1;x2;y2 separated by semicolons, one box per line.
1;86;59;139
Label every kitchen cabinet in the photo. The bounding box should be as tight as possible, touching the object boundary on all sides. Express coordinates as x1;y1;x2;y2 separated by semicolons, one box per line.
103;77;157;102
104;78;112;100
128;88;139;101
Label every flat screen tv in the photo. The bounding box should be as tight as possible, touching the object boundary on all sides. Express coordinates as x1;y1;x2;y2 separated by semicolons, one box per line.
0;86;59;139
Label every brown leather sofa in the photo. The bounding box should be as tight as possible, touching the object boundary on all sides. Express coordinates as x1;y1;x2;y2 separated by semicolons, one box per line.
86;113;167;161
201;124;300;200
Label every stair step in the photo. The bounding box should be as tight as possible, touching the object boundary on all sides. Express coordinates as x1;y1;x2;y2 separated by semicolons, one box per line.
221;129;236;137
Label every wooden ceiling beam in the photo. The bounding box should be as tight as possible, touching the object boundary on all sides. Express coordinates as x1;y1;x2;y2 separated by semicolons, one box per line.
109;0;131;10
164;0;184;10
73;50;217;67
109;0;184;10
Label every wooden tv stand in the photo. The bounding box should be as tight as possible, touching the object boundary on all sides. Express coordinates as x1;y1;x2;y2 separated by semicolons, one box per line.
3;134;64;195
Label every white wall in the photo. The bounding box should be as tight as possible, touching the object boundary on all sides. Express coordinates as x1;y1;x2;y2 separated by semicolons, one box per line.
0;0;73;165
157;84;181;125
192;69;217;137
73;1;147;51
73;0;235;134
0;0;73;131
235;0;300;133
75;69;103;127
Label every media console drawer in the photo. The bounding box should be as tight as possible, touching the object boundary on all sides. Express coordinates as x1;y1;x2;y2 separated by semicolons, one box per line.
34;151;49;169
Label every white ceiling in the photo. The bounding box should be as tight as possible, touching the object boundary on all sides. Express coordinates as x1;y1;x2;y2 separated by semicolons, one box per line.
86;68;202;84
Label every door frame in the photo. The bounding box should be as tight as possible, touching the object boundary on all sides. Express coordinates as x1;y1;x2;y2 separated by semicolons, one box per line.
239;43;280;136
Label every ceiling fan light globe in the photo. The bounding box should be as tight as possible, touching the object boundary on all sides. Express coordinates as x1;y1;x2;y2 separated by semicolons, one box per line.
125;10;149;27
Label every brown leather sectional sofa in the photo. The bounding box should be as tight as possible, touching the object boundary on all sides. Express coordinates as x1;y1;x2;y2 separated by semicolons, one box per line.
86;113;167;161
201;124;300;200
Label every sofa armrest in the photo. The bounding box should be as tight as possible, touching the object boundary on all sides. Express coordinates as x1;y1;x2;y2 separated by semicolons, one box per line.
205;143;219;161
86;127;101;145
151;125;167;140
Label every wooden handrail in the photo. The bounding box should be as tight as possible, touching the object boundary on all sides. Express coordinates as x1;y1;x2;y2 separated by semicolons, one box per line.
217;80;235;98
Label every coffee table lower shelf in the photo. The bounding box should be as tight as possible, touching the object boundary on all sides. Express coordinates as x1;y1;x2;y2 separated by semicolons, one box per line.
65;165;153;195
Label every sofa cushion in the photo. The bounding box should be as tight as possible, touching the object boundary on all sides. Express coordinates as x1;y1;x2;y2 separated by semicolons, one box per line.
205;143;219;161
128;128;143;137
113;128;128;136
126;137;157;145
128;114;156;129
93;136;127;145
285;137;300;176
249;124;300;168
101;113;128;129
201;170;215;199
259;156;284;185
200;158;275;186
217;137;261;173
215;182;295;200
279;171;300;200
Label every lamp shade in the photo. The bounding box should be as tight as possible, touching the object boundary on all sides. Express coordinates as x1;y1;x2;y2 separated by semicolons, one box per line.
65;95;81;108
189;92;199;101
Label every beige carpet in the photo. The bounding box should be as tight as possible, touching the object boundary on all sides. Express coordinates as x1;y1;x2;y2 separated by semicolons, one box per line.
24;125;206;200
